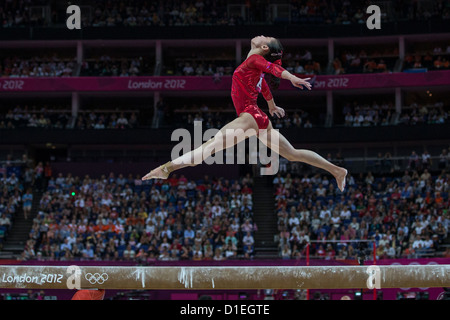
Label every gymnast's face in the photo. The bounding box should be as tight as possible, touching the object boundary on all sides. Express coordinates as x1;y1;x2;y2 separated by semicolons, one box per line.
251;35;275;49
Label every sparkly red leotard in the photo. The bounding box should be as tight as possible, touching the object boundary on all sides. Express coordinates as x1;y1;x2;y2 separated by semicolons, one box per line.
231;54;285;130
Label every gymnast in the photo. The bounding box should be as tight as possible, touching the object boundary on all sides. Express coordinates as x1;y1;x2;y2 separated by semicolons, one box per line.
143;35;347;192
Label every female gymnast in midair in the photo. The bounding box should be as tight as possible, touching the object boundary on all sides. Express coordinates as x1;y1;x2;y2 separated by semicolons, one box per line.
143;36;348;192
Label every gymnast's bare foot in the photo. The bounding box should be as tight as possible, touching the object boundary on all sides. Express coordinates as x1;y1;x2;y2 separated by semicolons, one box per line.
334;167;348;192
142;162;172;180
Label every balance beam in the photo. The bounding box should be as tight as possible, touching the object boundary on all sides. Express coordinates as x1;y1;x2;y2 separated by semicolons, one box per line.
0;265;448;290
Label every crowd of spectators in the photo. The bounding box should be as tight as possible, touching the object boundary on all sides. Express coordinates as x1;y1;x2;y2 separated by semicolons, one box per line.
340;100;448;127
0;55;76;77
403;45;450;71
289;0;450;25
0;101;315;131
169;59;235;77
0;170;22;247
274;164;449;260
0;106;139;130
87;0;244;27
169;102;316;130
0;154;52;248
3;146;449;264
0;0;49;27
284;49;323;75
0;105;73;130
1;99;446;132
183;110;234;130
1;45;449;79
74;111;139;130
332;48;398;75
269;110;315;129
398;102;448;125
165;49;323;78
19;172;257;262
173;100;424;130
170;102;236;129
0;54;151;78
80;56;150;77
2;0;450;29
289;0;374;25
341;100;395;127
166;49;323;77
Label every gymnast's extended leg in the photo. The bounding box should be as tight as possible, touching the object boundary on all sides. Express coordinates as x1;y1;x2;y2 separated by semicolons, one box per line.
258;122;348;191
142;113;258;180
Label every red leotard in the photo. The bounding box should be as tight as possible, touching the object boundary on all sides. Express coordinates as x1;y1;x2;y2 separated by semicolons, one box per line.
231;54;285;130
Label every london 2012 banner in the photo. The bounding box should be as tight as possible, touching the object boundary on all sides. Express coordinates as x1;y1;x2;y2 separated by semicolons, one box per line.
0;70;449;92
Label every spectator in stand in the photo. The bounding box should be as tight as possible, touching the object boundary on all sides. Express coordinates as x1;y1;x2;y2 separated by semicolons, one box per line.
408;151;420;170
213;248;224;261
363;59;377;73
333;58;345;75
242;230;255;255
280;243;291;259
0;213;11;228
439;149;449;170
22;188;33;220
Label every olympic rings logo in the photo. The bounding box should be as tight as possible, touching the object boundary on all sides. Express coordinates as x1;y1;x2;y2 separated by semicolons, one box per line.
85;273;109;285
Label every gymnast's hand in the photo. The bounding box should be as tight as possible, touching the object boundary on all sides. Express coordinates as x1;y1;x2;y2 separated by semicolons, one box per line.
290;76;312;90
269;105;286;118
